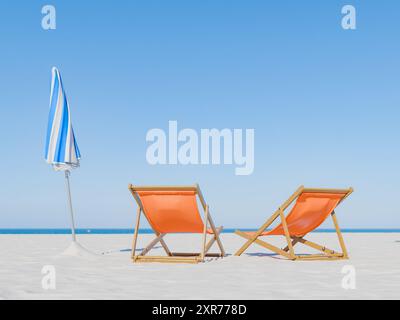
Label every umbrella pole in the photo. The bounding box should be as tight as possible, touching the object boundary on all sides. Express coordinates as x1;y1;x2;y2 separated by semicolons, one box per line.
64;170;77;242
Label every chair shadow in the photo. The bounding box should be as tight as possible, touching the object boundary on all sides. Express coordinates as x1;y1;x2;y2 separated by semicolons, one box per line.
101;246;162;255
245;252;274;256
244;252;282;260
244;252;314;260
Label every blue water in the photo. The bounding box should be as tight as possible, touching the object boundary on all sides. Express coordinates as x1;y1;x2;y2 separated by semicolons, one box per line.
0;228;399;234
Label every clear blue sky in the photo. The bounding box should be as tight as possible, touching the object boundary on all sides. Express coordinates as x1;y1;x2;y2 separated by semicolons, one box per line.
0;1;399;228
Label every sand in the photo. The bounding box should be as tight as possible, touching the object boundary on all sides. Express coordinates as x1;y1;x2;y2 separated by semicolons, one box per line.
0;233;399;300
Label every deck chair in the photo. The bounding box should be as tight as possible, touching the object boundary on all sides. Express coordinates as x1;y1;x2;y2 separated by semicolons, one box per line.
128;184;226;263
235;186;353;260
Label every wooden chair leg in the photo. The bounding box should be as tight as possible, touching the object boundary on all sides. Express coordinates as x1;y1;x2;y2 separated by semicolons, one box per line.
200;205;210;261
204;226;223;256
331;211;349;258
292;236;340;256
283;238;299;252
159;238;172;256
235;230;293;259
279;209;296;259
140;233;167;256
207;213;225;256
131;208;141;260
234;211;280;256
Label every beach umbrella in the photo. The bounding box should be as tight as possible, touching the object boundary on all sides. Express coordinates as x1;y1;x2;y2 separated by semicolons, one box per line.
44;67;88;254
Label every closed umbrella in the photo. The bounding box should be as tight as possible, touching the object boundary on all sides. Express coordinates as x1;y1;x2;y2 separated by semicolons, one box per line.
44;67;93;256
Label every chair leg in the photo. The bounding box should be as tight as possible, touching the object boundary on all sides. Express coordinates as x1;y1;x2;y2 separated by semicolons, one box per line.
291;236;344;257
200;205;210;261
283;238;299;252
331;211;349;258
159;238;172;256
131;208;141;260
234;210;281;256
204;226;224;256
207;213;226;256
279;209;296;259
235;230;294;259
140;233;167;256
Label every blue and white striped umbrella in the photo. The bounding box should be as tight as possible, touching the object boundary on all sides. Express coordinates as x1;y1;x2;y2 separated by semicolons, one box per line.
45;67;81;171
44;67;83;245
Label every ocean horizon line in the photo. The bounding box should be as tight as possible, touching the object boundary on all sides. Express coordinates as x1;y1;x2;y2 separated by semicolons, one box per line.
0;228;400;234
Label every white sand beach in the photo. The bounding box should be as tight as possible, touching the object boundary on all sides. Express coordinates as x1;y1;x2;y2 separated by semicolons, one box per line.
0;233;399;300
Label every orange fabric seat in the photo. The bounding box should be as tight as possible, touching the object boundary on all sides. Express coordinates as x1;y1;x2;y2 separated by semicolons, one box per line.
245;192;345;238
136;190;214;234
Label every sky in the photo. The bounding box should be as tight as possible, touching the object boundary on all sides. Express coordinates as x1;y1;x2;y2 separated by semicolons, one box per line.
0;1;399;229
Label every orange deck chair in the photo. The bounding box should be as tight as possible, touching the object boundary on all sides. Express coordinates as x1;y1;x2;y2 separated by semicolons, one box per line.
235;186;353;260
128;184;226;263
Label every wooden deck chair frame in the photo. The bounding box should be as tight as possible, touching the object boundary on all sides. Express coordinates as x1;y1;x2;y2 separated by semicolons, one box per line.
235;186;353;261
128;184;226;264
